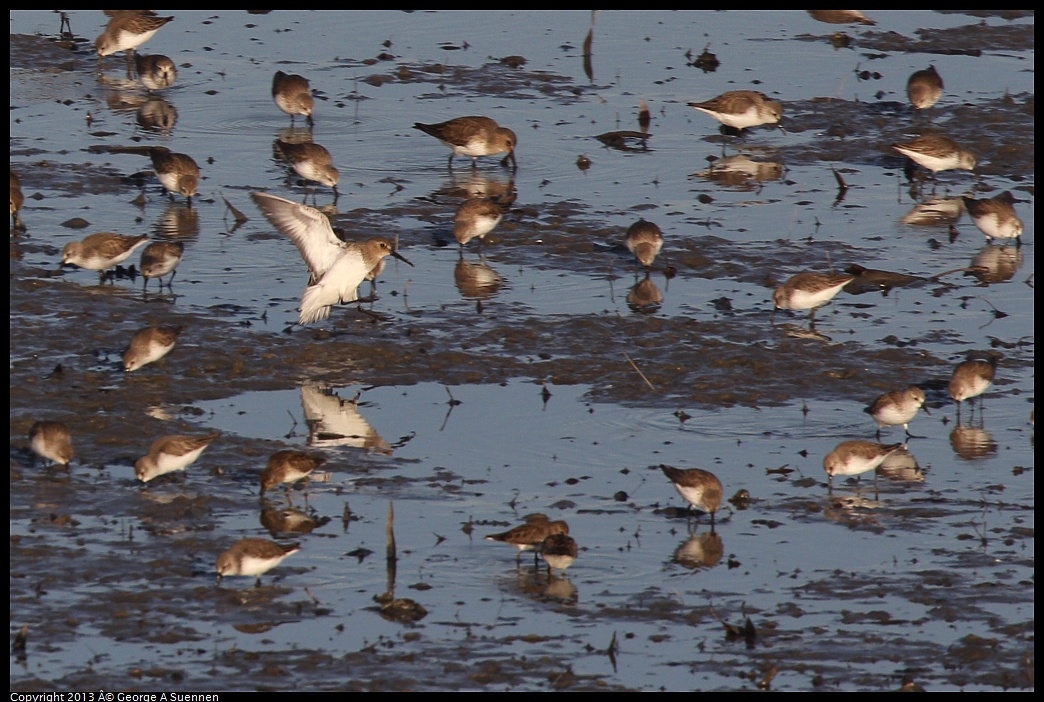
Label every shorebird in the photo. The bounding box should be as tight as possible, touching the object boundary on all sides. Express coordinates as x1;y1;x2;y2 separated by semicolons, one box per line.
772;271;854;325
865;387;930;438
260;449;327;504
823;440;902;488
62;232;149;282
139;241;184;291
272;70;315;127
907;65;944;110
486;514;570;565
892;134;976;175
28;421;74;467
216;538;300;587
123;325;183;372
660;465;723;526
949;354;999;419
251;192;414;325
135;432;220;483
624;219;664;269
413;116;518;170
135;53;177;91
275;139;339;200
688;90;782;131
962;191;1024;246
148;147;200;205
540;533;578;576
95;11;173;59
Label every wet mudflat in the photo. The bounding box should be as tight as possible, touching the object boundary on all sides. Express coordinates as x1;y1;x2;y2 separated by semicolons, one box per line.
10;11;1033;691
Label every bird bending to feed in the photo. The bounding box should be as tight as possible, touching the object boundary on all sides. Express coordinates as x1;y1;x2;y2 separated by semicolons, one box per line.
660;465;723;525
486;514;570;564
260;449;327;502
148;147;200;205
540;533;578;575
95;11;173;58
251;192;414;325
135;431;221;483
139;241;184;291
624;219;664;269
272;70;315;126
892;134;976;175
961;191;1024;245
688;90;782;131
906;65;944;110
216;538;300;587
823;440;903;488
949;354;998;417
772;271;854;324
123;325;183;372
865;387;930;438
28;421;74;467
275;139;339;200
413;116;518;170
62;232;149;282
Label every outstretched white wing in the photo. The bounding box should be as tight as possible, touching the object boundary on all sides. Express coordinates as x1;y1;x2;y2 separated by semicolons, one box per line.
251;191;344;278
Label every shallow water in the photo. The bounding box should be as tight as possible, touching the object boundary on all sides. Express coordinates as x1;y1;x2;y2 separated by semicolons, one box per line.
10;10;1034;692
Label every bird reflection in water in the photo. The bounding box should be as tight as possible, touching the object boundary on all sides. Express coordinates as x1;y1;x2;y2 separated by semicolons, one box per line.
671;530;724;570
300;384;394;454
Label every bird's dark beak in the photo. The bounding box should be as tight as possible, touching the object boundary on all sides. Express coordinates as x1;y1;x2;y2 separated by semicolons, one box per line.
391;250;415;268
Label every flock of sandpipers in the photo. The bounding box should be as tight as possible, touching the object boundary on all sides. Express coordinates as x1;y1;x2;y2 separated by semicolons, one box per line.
15;11;1026;587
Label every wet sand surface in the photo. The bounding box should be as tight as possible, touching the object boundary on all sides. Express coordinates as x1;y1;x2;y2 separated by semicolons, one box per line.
11;11;1033;691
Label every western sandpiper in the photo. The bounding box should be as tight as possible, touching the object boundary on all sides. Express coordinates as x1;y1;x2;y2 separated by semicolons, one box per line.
123;324;183;372
772;271;853;324
135;53;177;91
62;232;149;282
275;139;339;200
95;11;173;58
864;387;930;438
949;354;998;416
28;420;74;467
906;65;944;110
486;514;570;564
260;449;327;501
272;71;315;126
413;116;518;170
961;191;1024;245
660;465;723;525
148;147;200;205
892;134;976;174
624;219;664;269
11;170;25;231
454;197;504;252
251;191;414;325
540;533;578;575
688;90;783;131
139;241;184;291
135;431;220;483
216;538;300;587
823;440;902;487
